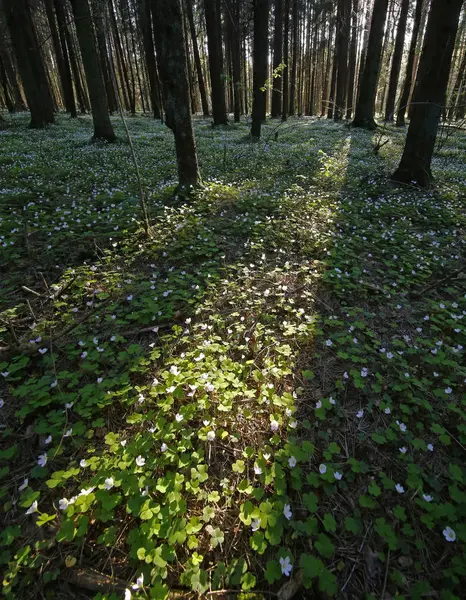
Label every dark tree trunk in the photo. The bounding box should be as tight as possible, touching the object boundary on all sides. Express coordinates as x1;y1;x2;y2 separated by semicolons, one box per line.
44;0;77;117
271;0;283;118
282;0;290;121
392;0;463;187
151;0;199;193
93;1;118;114
251;0;269;137
226;0;241;122
289;0;298;116
327;41;338;117
352;0;389;128
0;44;25;111
335;0;351;120
384;0;409;121
186;0;209;116
357;0;372;99
3;0;55;128
346;0;359;119
139;0;161;118
70;0;116;140
205;0;228;125
396;0;424;125
0;55;14;112
54;0;88;113
109;1;132;112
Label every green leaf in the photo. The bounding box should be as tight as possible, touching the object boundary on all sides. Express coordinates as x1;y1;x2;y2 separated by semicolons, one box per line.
300;554;324;588
206;526;224;548
323;513;337;533
315;533;335;558
319;568;337;596
264;560;282;584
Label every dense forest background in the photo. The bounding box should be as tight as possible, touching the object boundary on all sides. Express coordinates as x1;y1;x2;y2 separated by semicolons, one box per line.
1;0;465;187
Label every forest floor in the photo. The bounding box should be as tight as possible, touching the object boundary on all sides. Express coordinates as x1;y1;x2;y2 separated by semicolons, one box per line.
0;113;465;600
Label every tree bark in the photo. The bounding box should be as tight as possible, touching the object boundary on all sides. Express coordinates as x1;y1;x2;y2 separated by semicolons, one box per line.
3;0;55;128
151;0;199;193
288;0;298;116
391;0;463;187
93;0;118;114
271;0;283;118
70;0;116;141
346;0;359;119
251;0;269;137
226;0;241;121
54;0;88;113
282;0;290;121
44;0;77;117
384;0;409;121
186;0;209;116
352;0;389;128
335;0;351;120
205;0;228;125
138;0;161;118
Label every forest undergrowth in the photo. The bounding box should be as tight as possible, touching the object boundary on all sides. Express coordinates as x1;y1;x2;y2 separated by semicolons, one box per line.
0;114;465;600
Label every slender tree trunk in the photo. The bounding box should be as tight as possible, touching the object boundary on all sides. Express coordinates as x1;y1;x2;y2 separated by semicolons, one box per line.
395;0;424;125
251;0;269;137
54;0;87;113
282;0;290;120
93;1;118;114
44;0;77;117
151;0;199;193
346;0;359;119
0;55;14;112
70;0;116;140
138;0;161;118
392;0;463;187
335;0;351;120
205;0;228;124
408;0;429;118
4;0;55;128
186;0;209;116
226;0;241;121
352;0;389;128
289;0;298;116
0;44;26;111
271;0;284;118
384;0;409;121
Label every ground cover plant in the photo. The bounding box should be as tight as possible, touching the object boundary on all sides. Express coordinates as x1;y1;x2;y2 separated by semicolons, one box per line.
0;113;465;600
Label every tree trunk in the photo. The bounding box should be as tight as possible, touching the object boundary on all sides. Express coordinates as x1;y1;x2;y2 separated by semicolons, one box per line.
138;0;161;118
335;0;351;120
352;0;389;128
0;42;26;111
271;0;283;118
346;0;359;119
395;0;424;125
44;0;77;117
93;1;118;114
288;0;298;116
70;0;116;141
282;0;290;121
226;0;241;122
186;0;209;116
0;55;14;112
54;0;88;113
392;0;463;187
3;0;55;128
205;0;228;125
251;0;269;137
384;0;409;121
151;0;199;193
